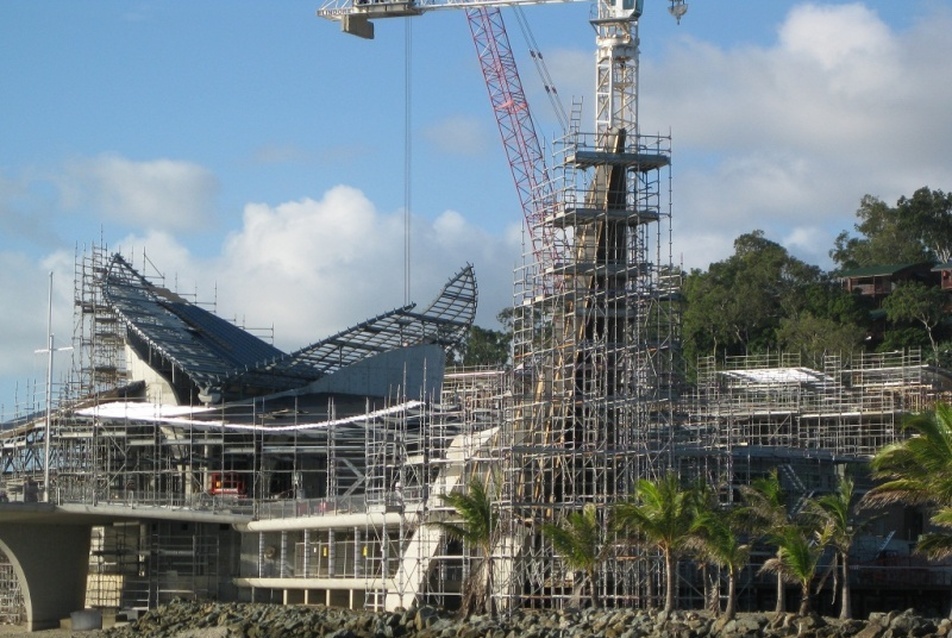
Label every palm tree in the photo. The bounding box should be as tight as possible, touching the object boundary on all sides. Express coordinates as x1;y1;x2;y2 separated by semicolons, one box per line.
739;469;791;615
867;403;952;558
867;403;952;509
867;404;952;616
760;525;824;616
809;474;860;619
433;474;499;616
542;503;610;608
918;507;952;559
688;504;750;621
614;473;700;612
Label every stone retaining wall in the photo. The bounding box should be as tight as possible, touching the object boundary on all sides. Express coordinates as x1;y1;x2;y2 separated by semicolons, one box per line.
100;600;952;638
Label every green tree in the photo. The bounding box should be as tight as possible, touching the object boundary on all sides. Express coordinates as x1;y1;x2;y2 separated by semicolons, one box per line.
434;475;500;616
776;275;867;366
809;474;861;619
831;187;952;269
683;231;829;365
682;267;734;361
760;525;825;616
462;325;511;367
688;503;750;620
881;281;947;361
867;404;952;565
777;312;864;369
868;403;952;507
740;470;793;615
614;474;700;612
542;503;610;608
448;308;513;367
917;508;952;560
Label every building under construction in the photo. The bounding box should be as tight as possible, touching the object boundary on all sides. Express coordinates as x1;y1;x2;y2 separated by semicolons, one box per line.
1;237;950;621
3;0;952;627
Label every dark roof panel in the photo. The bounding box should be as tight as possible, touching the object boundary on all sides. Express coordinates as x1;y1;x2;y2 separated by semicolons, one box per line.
100;253;477;400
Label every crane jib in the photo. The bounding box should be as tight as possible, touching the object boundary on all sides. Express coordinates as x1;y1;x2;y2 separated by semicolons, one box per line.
317;0;687;27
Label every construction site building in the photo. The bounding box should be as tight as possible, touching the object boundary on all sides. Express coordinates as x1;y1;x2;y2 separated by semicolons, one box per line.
1;234;952;622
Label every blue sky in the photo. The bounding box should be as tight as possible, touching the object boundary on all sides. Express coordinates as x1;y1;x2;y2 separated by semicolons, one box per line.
2;1;951;415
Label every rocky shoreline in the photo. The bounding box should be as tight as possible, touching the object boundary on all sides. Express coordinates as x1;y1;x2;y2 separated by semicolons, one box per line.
97;600;952;638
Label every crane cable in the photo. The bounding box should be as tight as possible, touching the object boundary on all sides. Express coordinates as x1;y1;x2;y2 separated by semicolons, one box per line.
513;6;569;135
404;19;413;306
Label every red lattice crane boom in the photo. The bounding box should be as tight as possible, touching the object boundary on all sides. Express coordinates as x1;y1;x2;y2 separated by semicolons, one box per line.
464;6;557;288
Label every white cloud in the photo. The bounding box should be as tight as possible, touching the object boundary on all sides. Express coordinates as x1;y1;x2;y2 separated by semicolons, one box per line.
778;3;895;75
60;154;219;232
0;250;76;417
782;225;831;266
113;185;518;355
640;3;952;270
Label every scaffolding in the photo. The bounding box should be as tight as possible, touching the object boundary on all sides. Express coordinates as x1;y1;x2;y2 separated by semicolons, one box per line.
0;551;25;625
239;367;509;611
686;349;940;459
72;242;128;402
675;348;952;525
498;100;678;608
6;234;952;621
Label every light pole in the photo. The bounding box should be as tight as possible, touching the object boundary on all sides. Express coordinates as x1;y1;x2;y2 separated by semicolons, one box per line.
37;271;71;504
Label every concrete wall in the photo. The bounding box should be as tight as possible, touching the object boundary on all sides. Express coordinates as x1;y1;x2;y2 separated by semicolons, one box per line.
0;522;92;631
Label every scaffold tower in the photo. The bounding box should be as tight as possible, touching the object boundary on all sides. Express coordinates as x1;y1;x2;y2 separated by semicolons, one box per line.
73;243;128;401
499;9;680;609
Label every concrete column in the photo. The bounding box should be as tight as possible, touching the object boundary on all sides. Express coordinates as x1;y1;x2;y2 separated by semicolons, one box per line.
0;523;92;631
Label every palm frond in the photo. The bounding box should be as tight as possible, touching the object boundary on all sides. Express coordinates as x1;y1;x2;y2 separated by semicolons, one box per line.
868;403;952;508
917;531;952;560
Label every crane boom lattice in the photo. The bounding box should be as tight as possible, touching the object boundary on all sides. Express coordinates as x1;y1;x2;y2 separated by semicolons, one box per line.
466;6;557;294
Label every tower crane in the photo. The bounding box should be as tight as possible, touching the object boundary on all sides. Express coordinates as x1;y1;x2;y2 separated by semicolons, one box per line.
318;0;687;294
319;0;687;609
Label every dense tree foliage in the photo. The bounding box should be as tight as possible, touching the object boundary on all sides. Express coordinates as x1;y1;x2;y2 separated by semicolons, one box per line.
461;325;511;367
831;187;952;269
882;281;948;359
682;231;866;368
451;309;513;368
683;231;801;360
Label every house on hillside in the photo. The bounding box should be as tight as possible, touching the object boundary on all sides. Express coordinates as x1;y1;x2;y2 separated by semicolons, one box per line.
932;261;952;291
838;262;938;304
